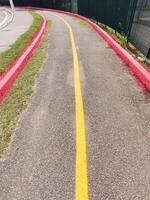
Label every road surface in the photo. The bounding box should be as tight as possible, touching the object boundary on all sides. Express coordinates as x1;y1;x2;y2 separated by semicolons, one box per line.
0;9;32;53
0;10;150;200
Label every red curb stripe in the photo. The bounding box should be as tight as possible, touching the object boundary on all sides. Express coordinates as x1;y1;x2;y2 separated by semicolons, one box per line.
0;15;47;103
49;9;150;93
24;7;150;93
0;16;43;78
1;7;149;94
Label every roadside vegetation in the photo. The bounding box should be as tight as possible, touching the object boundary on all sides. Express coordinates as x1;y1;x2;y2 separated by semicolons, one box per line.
0;19;51;157
144;5;150;11
72;16;88;27
92;20;150;70
0;12;42;74
72;16;149;69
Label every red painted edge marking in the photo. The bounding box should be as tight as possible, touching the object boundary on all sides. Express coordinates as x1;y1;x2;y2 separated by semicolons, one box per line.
0;14;47;103
0;15;43;78
24;6;150;93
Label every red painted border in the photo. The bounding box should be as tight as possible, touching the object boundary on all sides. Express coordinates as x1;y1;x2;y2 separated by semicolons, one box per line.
0;15;43;77
25;6;150;93
1;6;150;97
0;14;47;103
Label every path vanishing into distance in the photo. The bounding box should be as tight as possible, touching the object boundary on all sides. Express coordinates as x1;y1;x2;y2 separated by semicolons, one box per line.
0;10;150;200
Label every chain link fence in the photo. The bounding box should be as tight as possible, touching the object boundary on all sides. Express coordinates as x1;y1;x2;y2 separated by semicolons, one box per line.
0;0;73;11
0;0;137;36
129;0;150;57
78;0;138;36
0;0;149;58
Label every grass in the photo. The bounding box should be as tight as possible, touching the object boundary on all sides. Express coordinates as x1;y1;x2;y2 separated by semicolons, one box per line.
72;16;150;69
0;12;42;74
0;20;51;157
95;21;128;46
91;19;150;69
78;20;88;27
72;16;149;68
72;16;88;27
144;5;150;11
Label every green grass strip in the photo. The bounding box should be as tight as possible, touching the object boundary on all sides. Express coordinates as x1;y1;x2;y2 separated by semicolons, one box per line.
72;17;88;27
0;12;42;73
0;20;51;157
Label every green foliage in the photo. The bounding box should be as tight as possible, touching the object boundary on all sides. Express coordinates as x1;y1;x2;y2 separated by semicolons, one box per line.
144;5;150;10
0;0;8;4
0;19;51;157
0;12;41;73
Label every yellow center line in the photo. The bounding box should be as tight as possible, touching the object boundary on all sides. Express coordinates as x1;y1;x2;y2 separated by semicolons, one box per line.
52;14;88;200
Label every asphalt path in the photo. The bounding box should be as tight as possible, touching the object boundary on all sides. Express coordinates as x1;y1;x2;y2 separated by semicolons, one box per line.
0;10;150;200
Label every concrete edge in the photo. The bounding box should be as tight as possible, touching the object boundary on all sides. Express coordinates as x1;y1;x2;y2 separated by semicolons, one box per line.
25;6;150;93
0;14;47;103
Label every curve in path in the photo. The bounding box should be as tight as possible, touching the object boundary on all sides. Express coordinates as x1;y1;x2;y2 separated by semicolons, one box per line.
0;10;150;200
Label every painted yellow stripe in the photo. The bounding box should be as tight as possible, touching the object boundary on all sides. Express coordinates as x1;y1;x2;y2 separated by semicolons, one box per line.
52;14;88;200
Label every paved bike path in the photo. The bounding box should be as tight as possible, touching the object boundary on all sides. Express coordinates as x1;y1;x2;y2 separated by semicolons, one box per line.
0;11;150;200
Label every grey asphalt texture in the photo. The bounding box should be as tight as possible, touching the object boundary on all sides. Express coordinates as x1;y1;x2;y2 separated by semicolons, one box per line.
0;11;150;199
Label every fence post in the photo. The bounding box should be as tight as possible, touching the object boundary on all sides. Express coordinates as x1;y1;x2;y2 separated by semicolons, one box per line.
127;0;138;40
9;0;15;11
147;48;150;59
71;0;78;13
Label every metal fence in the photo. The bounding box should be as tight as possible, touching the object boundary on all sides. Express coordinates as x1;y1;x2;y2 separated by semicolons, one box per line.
0;0;72;11
1;0;149;57
129;0;150;57
78;0;138;36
